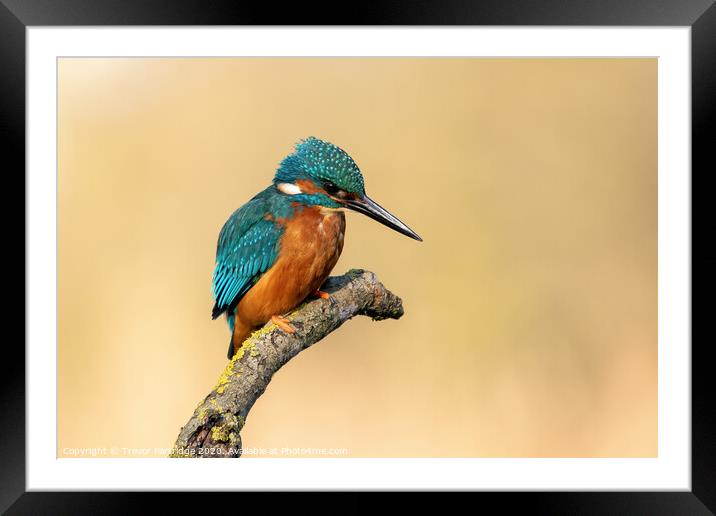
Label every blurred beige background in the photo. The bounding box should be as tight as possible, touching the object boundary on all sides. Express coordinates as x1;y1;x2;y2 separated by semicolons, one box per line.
58;58;656;458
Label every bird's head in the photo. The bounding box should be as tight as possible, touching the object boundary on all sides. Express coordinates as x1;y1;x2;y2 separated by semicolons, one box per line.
273;137;422;241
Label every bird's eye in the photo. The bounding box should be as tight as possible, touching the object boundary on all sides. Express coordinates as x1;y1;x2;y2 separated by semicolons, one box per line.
324;181;339;195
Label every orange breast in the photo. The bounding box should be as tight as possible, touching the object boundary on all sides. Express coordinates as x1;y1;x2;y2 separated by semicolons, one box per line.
235;206;346;329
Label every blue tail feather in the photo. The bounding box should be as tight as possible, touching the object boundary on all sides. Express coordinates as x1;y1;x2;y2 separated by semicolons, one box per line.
226;311;236;359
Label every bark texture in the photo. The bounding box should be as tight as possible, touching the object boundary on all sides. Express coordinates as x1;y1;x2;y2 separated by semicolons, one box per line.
171;269;404;458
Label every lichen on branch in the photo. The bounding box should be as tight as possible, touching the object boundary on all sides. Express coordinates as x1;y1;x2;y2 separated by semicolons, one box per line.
171;269;404;458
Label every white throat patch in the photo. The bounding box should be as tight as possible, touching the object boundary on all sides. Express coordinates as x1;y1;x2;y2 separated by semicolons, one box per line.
277;182;302;195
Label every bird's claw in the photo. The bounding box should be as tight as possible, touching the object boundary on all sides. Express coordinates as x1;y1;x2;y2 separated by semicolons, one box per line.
313;289;331;300
271;315;296;334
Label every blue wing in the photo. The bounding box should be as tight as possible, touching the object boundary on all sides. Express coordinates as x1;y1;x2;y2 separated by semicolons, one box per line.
211;192;283;319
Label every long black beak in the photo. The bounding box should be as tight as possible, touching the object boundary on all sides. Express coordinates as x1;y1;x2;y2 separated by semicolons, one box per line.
343;194;422;242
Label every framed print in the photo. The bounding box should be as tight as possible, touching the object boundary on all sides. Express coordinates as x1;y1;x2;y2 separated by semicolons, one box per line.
5;0;715;512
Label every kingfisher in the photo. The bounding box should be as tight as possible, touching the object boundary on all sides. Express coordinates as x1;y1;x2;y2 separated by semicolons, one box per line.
212;137;422;359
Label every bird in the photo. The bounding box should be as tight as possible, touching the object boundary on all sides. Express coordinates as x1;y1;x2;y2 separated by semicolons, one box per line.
211;137;422;359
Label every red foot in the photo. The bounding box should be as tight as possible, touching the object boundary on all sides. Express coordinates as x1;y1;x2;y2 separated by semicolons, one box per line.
313;290;331;300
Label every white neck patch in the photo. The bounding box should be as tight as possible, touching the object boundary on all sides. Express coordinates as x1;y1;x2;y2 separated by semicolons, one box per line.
277;182;303;195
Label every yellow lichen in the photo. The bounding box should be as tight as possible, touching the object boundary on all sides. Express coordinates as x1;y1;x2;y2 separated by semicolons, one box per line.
215;369;231;394
215;347;244;394
215;321;286;394
211;424;230;442
210;414;242;445
248;324;275;340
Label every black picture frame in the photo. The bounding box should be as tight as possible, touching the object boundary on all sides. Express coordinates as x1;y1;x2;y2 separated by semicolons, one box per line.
4;0;714;512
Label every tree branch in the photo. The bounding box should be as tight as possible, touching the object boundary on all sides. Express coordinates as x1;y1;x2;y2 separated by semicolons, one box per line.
170;269;404;458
